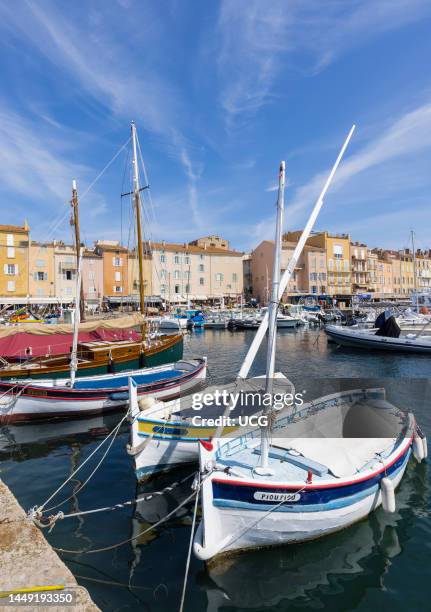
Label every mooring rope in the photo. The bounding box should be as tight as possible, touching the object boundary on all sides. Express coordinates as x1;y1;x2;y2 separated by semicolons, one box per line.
179;471;200;612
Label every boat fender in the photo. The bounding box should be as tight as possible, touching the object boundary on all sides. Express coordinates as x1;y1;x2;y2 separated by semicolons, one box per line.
381;477;396;513
413;435;425;463
422;436;428;460
138;396;157;411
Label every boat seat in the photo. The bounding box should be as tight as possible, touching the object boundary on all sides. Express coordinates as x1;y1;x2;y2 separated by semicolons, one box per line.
253;446;329;477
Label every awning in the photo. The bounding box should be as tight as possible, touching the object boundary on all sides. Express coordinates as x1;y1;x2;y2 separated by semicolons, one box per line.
106;295;162;304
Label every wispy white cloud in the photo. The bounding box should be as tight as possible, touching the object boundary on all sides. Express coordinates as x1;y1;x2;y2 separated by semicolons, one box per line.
216;0;431;129
287;102;431;224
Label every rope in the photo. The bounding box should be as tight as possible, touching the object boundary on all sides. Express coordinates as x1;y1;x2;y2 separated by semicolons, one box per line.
49;471;212;556
179;471;200;612
34;412;129;513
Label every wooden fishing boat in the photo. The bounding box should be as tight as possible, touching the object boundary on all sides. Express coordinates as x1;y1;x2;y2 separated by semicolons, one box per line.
0;358;206;423
193;148;427;562
0;334;183;380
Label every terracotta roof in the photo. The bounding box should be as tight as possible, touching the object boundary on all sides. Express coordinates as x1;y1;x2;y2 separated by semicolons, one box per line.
149;241;243;256
95;244;129;253
0;224;29;234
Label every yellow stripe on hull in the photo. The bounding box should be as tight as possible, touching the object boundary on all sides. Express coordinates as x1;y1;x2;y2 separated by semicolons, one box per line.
137;419;238;439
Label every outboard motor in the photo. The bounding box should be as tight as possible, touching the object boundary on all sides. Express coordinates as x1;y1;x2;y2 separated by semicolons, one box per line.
375;313;401;338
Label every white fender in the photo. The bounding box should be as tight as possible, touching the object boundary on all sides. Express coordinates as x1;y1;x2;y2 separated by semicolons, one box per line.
413;435;425;463
422;436;428;460
138;396;157;411
381;477;396;513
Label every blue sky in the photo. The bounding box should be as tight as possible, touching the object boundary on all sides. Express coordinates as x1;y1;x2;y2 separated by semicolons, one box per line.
1;0;431;253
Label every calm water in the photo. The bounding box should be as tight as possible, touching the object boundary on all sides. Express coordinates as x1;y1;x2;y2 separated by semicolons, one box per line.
1;327;431;611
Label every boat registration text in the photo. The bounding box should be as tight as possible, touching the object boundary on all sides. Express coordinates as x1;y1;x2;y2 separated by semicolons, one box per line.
253;492;301;502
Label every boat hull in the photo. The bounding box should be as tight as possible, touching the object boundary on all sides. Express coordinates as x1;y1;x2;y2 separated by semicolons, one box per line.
0;358;205;423
325;325;431;353
194;441;412;561
0;334;184;380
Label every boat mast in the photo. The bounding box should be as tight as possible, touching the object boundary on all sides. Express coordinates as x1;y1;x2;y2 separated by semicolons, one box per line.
71;180;85;322
70;247;83;387
237;125;356;380
411;230;418;312
255;162;285;475
131;122;146;335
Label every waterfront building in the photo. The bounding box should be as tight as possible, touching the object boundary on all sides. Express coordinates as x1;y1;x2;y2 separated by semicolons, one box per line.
285;231;351;297
351;242;369;294
414;249;431;291
0;223;30;302
53;242;77;303
94;240;129;304
149;237;243;304
251;239;326;303
127;249;153;302
82;248;103;308
28;242;55;301
242;253;253;301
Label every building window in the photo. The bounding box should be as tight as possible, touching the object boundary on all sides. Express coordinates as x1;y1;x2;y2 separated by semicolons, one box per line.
184;271;190;279
199;264;204;272
7;247;15;258
174;270;180;279
115;271;121;282
89;271;95;280
185;256;190;264
174;284;180;293
34;271;46;281
174;255;180;264
65;287;72;296
64;270;74;281
333;245;343;259
5;264;16;275
6;234;14;246
114;286;122;293
199;277;205;285
160;269;167;279
160;253;166;263
232;273;238;282
36;259;45;267
185;284;191;293
215;273;223;284
113;257;122;267
160;284;167;294
7;280;15;292
89;286;97;293
36;287;45;296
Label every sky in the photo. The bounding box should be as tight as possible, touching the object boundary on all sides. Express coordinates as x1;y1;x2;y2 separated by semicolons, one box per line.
1;0;431;253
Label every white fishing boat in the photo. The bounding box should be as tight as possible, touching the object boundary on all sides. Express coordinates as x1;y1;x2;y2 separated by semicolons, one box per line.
192;136;427;562
157;316;187;331
128;374;288;480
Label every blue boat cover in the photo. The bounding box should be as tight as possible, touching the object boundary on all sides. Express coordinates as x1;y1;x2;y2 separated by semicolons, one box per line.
73;369;184;390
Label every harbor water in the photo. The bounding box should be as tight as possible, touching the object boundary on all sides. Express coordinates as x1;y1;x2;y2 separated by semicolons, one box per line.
1;327;430;611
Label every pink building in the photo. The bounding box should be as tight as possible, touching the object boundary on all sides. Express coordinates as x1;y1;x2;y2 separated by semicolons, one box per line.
82;249;103;308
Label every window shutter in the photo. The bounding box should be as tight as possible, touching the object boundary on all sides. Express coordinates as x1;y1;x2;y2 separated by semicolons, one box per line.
3;264;7;274
15;264;19;275
34;272;38;281
112;256;115;265
120;258;123;266
113;285;116;292
44;272;48;281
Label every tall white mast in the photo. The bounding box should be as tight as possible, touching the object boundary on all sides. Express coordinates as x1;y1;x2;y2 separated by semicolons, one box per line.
70;247;83;387
255;162;285;475
237;125;356;380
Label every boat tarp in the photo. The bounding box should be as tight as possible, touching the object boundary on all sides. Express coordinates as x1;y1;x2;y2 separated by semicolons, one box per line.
0;314;144;339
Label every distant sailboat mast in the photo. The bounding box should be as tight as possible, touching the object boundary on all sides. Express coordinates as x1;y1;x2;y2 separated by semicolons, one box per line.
131;121;147;336
411;229;418;313
71;180;85;322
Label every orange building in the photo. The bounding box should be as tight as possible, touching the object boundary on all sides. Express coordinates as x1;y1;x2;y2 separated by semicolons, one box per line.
95;241;129;299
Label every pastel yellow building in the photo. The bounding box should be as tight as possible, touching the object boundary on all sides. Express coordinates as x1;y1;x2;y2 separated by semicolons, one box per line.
28;242;55;300
286;231;351;297
0;223;30;300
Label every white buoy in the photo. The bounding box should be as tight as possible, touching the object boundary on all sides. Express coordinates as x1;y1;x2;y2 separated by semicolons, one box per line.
422;436;428;460
413;435;425;462
381;477;396;513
